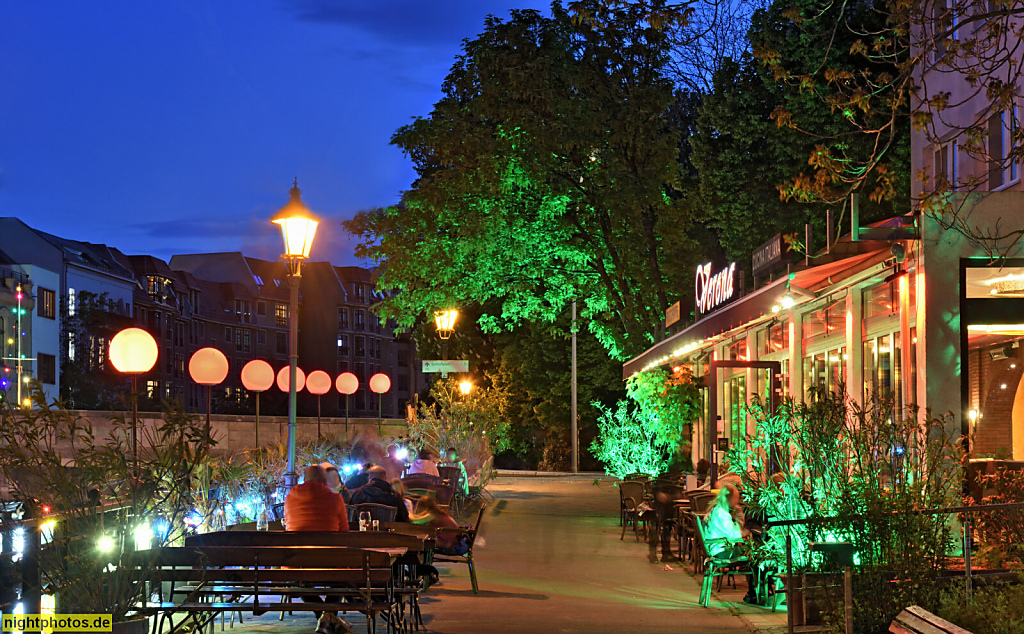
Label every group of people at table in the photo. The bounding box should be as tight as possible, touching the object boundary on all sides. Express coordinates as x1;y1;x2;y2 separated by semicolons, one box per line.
281;448;470;633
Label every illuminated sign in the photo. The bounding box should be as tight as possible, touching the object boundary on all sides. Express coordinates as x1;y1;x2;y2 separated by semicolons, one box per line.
695;262;737;314
752;233;796;277
665;301;681;327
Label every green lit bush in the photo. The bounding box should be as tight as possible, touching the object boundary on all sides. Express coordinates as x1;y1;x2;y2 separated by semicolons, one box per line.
590;400;669;478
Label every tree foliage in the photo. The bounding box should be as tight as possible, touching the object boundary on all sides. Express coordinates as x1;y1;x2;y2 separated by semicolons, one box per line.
590;399;671;478
344;1;704;359
408;377;511;462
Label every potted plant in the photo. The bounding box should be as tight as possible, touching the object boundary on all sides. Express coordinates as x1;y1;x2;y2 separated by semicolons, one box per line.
0;384;216;631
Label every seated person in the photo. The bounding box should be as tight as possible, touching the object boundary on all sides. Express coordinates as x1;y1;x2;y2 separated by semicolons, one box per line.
349;466;410;523
409;449;440;477
440;447;470;495
320;461;350;503
344;461;375;491
283;466;352;633
410;494;469;555
390;478;415;516
383;444;407;480
704;483;758;604
696;459;712;489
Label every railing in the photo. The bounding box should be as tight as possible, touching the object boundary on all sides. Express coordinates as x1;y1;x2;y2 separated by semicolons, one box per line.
0;501;133;615
763;502;1024;634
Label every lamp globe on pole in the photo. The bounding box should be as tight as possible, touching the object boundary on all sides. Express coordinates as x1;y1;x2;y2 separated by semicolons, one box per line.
271;179;319;490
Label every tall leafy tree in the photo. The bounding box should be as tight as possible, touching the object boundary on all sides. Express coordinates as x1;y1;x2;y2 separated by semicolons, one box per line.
345;1;703;359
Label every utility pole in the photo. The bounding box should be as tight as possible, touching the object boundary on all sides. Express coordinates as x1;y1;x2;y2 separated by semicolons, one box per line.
571;300;578;473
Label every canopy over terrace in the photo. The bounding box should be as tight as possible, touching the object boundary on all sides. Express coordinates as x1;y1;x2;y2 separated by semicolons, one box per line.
624;246;893;380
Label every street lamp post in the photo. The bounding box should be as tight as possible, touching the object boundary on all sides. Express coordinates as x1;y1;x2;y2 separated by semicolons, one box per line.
434;309;458;361
271;180;319;490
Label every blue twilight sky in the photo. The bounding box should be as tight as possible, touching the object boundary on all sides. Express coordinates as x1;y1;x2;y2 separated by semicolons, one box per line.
0;0;549;266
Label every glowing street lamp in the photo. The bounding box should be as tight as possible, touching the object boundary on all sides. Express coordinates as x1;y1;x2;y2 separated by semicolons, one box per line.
188;347;229;435
459;380;473;396
434;309;458;361
271;179;319;490
369;373;391;434
336;372;358;433
241;359;274;449
109;327;159;470
306;370;332;439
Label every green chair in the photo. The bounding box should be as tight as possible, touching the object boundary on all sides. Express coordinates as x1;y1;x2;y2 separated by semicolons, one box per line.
691;513;749;607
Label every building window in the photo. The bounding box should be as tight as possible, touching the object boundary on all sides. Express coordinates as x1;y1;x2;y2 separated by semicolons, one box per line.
200;322;206;339
225;326;232;343
355;310;365;331
989;107;1018;189
863;333;902;410
38;353;56;384
933;140;957;188
38;288;56;320
337;334;349;355
354;283;365;303
338;307;349;329
374;338;382;359
68;288;76;316
175;354;185;378
235;300;252;323
257;329;266;345
863;281;897;321
803;347;846;400
397;373;409;393
759;322;789;355
276;331;288;355
397;349;408;366
256;300;266;317
355;336;366;357
275;303;288;326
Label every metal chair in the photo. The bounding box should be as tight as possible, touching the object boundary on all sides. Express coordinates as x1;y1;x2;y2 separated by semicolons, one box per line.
619;481;648;541
433;504;487;594
692;512;750;607
349;502;398;524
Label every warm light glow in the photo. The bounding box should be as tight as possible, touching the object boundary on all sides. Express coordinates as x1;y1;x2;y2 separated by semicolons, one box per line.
109;327;159;374
369;373;391;394
276;366;306;392
434;309;459;339
459;380;473;395
240;359;274;392
967;324;1024;334
336;372;358;395
779;294;796;309
305;370;332;395
271;181;319;259
189;348;229;385
969;409;978;422
97;535;115;553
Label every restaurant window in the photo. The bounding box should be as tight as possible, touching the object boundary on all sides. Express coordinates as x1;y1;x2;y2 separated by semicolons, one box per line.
863;282;897;320
863;333;902;413
760;322;789;356
803;347;846;400
275;303;288;326
802;297;846;344
38;288;56;320
724;374;747;443
728;338;747;361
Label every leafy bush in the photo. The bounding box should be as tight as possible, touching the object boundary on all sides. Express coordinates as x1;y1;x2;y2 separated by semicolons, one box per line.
0;384;216;621
589;400;669;478
935;579;1024;634
725;386;965;632
407;377;509;477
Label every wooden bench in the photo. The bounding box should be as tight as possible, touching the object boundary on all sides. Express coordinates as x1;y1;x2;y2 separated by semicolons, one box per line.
890;605;973;634
124;546;402;634
184;531;435;629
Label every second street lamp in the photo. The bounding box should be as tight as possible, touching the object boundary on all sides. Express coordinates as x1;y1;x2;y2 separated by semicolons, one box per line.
271;179;319;490
434;309;458;360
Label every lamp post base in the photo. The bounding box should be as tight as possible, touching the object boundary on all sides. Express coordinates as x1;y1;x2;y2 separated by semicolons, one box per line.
281;471;299;490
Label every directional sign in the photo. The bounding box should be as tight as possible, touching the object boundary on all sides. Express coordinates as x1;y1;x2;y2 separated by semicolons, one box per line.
422;360;469;374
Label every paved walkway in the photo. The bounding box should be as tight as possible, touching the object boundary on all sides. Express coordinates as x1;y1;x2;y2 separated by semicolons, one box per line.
231;475;787;633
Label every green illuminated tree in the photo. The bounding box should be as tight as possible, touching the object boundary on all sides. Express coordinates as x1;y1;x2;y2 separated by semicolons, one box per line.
345;1;704;359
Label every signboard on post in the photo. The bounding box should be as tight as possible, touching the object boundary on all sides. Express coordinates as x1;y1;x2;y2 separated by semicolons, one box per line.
665;301;681;327
751;233;796;277
422;360;469;374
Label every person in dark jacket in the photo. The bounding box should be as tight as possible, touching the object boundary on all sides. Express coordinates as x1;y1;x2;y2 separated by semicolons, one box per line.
344;462;374;491
349;466;410;523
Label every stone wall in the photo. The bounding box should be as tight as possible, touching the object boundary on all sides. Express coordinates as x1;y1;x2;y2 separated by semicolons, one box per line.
69;410;410;456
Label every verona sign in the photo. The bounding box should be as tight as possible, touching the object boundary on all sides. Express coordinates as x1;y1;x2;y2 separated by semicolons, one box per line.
695;262;737;315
